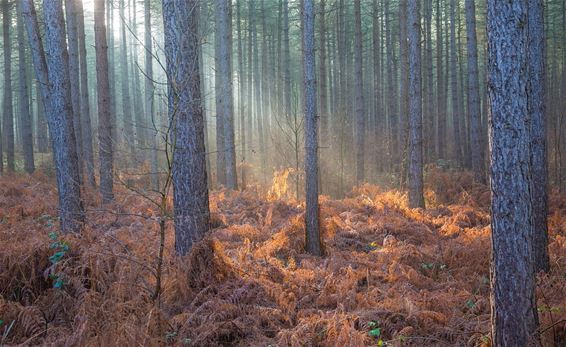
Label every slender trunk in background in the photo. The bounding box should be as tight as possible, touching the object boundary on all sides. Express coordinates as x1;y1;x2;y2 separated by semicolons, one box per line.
528;0;550;273
214;5;226;187
408;0;424;209
354;0;365;183
22;0;84;232
77;0;96;188
465;0;484;183
164;0;211;256
303;0;322;256
399;0;409;182
283;0;291;116
450;0;462;165
36;80;49;153
372;0;382;173
436;0;446;160
17;1;35;174
318;0;328;150
3;0;14;172
216;0;237;190
94;0;114;203
65;0;84;183
145;0;159;191
424;0;434;162
487;0;539;343
237;0;247;189
130;0;144;149
107;0;117;143
120;0;134;155
250;0;265;181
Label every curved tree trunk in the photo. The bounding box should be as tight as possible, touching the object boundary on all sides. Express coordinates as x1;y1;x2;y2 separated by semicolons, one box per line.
22;0;84;233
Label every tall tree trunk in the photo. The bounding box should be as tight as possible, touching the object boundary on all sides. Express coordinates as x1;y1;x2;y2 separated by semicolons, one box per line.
372;0;382;173
214;4;226;187
22;0;84;233
164;0;211;256
76;0;96;187
120;0;133;155
436;0;446;160
399;0;409;180
144;0;158;191
408;0;424;209
3;0;14;172
353;0;365;183
94;0;114;203
216;0;237;190
465;0;483;183
17;1;35;174
65;0;84;183
130;0;144;149
449;0;462;165
282;0;291;116
528;0;550;273
236;0;246;189
36;80;49;153
303;0;322;256
487;0;539;343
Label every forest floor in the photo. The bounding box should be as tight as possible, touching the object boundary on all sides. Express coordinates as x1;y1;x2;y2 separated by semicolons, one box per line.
0;169;565;346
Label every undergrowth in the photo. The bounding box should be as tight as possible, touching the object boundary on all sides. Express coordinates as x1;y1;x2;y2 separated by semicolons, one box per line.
0;169;564;346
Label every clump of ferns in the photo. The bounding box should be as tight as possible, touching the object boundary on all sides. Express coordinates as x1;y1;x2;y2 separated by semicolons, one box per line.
46;231;70;289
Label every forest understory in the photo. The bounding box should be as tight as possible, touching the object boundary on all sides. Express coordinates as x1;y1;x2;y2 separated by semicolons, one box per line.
0;168;565;347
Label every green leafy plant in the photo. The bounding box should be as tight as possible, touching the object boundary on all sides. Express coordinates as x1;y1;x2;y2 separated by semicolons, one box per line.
367;321;384;345
47;231;69;289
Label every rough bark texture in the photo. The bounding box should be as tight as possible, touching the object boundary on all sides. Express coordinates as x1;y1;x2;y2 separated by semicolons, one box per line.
215;0;238;190
23;0;84;233
65;0;84;183
487;0;540;344
528;0;550;273
94;0;114;203
408;0;424;209
303;0;322;256
76;0;97;188
353;0;365;183
17;1;35;174
465;0;483;183
164;0;211;256
3;0;14;172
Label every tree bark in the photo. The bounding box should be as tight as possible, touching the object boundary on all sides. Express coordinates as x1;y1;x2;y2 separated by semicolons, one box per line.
22;0;84;232
2;0;14;172
408;0;424;209
465;0;483;183
164;0;211;256
487;0;539;343
215;0;237;190
76;0;96;188
303;0;322;256
94;0;114;203
65;0;84;184
17;1;35;174
354;0;365;183
528;0;550;273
